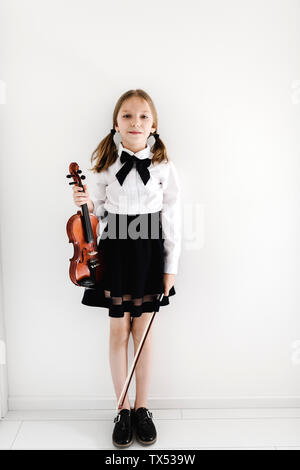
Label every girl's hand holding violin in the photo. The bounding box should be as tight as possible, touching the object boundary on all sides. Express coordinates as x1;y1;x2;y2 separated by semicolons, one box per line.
73;184;94;213
163;273;175;296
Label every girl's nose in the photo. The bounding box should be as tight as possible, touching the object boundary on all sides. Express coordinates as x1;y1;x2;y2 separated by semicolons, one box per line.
131;119;142;126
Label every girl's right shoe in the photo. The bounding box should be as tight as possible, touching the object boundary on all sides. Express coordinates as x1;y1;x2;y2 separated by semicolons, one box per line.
112;409;134;448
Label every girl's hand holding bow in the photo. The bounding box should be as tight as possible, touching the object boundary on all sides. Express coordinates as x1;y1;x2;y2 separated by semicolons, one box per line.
163;273;175;296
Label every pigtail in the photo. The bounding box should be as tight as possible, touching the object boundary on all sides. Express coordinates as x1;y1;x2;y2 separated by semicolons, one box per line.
88;128;119;173
150;132;169;165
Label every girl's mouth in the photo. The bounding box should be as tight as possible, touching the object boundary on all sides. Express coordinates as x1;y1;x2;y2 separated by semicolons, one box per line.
129;131;142;134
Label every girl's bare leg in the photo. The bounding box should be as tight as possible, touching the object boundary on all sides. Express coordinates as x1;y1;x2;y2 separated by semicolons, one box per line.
131;312;154;410
109;312;132;410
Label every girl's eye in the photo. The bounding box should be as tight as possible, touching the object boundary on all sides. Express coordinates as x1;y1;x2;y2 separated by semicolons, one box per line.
123;114;148;119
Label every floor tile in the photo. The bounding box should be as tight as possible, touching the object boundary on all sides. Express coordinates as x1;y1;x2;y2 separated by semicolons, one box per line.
4;409;300;450
182;408;300;419
0;421;22;450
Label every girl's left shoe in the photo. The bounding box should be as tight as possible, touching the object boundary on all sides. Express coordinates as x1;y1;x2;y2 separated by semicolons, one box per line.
133;407;157;445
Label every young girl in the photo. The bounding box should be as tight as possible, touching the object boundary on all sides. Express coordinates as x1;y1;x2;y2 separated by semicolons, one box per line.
72;89;181;448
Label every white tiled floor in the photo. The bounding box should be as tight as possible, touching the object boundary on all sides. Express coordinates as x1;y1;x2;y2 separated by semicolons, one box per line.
1;408;300;450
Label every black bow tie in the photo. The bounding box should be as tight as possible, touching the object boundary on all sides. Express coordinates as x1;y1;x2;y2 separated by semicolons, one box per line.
116;151;152;186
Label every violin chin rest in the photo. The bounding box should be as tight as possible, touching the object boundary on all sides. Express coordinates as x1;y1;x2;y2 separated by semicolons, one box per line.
78;277;96;288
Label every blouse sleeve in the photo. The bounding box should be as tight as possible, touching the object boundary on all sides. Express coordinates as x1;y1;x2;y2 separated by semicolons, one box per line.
160;161;182;274
88;170;108;220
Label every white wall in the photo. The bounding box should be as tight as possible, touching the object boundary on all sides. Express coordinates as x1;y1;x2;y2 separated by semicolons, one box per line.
0;0;300;411
0;232;8;418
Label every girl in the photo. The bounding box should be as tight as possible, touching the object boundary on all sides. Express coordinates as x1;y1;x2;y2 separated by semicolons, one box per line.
72;89;181;448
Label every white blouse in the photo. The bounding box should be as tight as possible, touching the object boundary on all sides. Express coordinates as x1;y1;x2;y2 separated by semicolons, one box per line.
88;141;181;274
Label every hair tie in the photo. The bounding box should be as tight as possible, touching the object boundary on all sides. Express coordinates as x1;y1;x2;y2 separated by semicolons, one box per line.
154;132;159;141
111;128;116;135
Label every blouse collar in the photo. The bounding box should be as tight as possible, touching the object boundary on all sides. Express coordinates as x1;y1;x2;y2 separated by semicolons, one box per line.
118;141;152;160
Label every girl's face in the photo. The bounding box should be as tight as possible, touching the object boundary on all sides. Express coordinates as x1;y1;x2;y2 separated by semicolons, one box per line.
115;97;156;152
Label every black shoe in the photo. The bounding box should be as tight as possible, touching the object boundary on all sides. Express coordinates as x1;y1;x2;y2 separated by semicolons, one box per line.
134;407;157;445
112;409;133;448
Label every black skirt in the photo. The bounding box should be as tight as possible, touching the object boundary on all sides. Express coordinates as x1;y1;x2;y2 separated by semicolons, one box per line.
81;211;176;318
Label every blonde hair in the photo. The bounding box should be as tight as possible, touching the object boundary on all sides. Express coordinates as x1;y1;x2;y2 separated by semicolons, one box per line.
89;89;168;173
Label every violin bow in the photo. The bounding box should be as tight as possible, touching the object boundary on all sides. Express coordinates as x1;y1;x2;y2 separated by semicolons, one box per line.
116;292;164;411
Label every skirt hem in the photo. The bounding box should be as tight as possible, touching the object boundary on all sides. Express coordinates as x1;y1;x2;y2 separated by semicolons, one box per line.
81;285;176;318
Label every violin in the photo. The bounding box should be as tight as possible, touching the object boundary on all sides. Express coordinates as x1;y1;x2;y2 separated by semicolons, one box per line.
66;162;105;287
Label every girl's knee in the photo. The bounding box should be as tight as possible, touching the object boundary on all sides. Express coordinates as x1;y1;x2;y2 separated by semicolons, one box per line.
131;312;154;344
110;312;131;342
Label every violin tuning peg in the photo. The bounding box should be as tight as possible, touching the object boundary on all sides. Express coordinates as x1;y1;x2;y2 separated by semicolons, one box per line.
66;174;72;178
81;175;86;180
69;181;76;185
77;170;82;174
